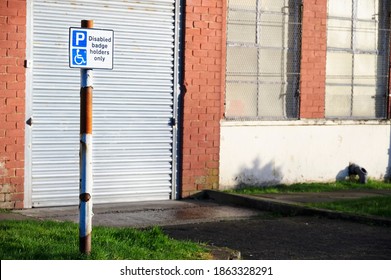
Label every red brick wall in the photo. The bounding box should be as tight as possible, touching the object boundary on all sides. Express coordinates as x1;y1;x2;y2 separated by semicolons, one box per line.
0;0;331;206
299;0;327;119
181;0;223;197
0;0;26;209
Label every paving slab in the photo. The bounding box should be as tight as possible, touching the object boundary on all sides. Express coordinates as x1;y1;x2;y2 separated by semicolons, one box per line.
11;199;262;228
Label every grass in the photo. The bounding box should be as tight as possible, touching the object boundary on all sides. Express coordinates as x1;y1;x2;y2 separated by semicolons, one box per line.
227;180;391;195
307;196;391;218
0;220;209;260
227;180;391;218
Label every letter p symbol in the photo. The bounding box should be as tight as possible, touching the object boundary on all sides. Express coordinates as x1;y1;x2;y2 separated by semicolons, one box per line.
72;31;87;47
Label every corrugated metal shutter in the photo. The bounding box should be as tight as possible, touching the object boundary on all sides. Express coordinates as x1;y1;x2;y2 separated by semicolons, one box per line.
28;0;178;207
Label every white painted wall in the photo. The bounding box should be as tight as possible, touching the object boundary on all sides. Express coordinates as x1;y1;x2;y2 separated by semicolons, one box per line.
220;120;391;189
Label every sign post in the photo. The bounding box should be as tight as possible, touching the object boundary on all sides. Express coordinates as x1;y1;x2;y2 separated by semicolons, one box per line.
69;20;114;254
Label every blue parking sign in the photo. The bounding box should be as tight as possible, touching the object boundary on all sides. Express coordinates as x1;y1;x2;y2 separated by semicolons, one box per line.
72;30;87;47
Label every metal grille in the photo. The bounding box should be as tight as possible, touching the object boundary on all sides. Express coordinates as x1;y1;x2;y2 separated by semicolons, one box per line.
28;0;178;207
325;0;391;119
225;0;302;120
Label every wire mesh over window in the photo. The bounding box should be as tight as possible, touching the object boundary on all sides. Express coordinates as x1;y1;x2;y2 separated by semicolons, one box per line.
325;0;391;119
225;0;302;120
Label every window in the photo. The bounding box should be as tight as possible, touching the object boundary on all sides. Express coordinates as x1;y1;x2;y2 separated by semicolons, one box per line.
225;0;302;120
325;0;390;119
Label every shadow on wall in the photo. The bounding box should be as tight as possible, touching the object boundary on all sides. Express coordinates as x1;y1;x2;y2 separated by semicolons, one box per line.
233;158;283;188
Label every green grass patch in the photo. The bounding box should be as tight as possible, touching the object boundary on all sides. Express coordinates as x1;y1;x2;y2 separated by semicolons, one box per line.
227;180;391;195
0;220;209;260
307;196;391;218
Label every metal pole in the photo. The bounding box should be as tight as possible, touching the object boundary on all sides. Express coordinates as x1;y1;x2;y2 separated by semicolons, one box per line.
79;19;94;255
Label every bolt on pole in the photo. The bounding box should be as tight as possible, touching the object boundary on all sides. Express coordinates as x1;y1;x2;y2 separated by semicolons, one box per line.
79;19;94;255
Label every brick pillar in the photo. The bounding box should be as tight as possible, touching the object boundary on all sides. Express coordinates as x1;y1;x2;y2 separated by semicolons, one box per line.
299;0;327;119
0;0;26;209
181;0;223;197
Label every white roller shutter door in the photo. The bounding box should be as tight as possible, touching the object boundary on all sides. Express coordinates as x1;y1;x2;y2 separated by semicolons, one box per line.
27;0;178;207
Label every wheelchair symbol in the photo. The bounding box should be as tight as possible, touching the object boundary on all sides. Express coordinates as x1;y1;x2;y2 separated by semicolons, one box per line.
73;49;87;66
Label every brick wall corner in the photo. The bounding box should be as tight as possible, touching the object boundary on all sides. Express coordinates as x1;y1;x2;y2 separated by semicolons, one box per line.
0;0;27;209
181;0;224;197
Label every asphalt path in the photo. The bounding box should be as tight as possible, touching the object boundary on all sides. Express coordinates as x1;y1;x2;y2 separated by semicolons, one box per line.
163;214;391;260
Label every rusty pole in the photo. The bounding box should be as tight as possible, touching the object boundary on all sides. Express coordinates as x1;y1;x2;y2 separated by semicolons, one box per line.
79;19;94;255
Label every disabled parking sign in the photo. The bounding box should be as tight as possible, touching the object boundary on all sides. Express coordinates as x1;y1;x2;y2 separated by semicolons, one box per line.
69;27;113;69
72;49;87;66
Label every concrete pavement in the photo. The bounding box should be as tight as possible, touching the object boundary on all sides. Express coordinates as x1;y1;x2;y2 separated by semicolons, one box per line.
9;199;261;228
3;189;391;227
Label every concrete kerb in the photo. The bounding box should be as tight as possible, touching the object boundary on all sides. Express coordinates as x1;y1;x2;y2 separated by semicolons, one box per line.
203;190;391;227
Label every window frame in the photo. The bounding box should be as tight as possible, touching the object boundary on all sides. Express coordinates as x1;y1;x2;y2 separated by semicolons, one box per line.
325;0;391;119
225;0;303;121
